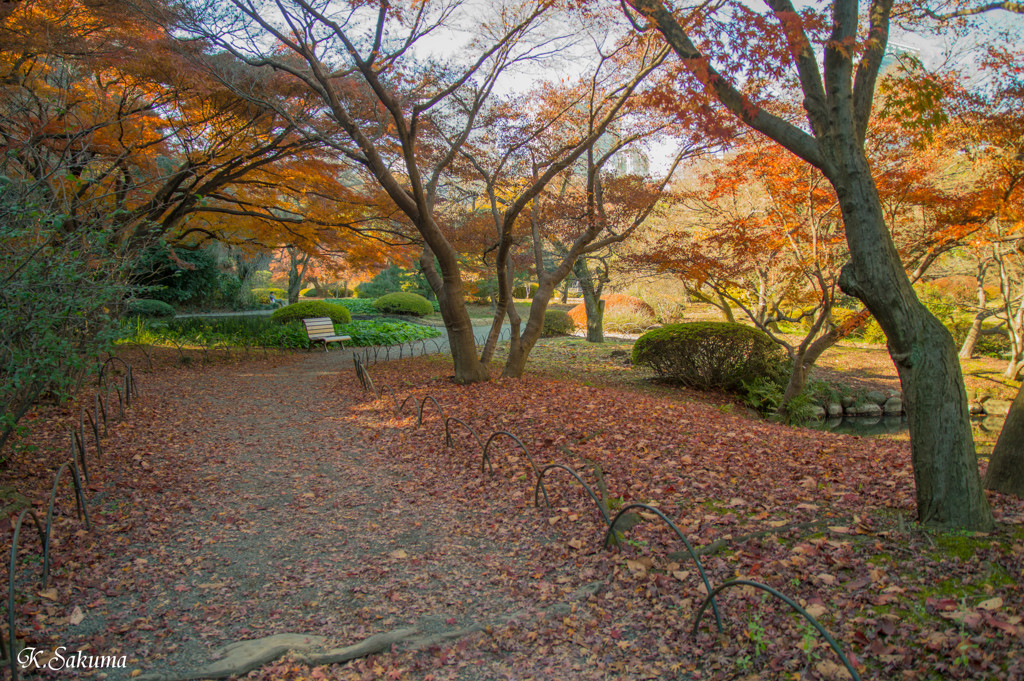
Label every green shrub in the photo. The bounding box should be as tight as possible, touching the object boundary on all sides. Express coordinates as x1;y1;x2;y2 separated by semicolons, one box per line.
251;288;287;305
632;322;786;392
126;299;175;318
327;298;378;315
529;283;539;297
271;301;351;325
337;320;442;346
373;292;433;317
542;309;574;336
302;288;319;297
512;284;528;299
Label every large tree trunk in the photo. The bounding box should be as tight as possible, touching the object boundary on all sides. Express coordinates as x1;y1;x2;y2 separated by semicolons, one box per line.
501;280;560;378
418;247;490;384
575;258;604;343
829;143;993;530
983;385;1024;498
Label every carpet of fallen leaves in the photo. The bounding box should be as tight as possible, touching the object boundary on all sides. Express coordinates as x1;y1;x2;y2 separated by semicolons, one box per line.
1;344;1022;681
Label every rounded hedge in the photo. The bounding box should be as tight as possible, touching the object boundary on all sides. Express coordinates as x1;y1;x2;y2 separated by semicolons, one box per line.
126;299;175;318
542;309;574;336
632;322;786;392
271;300;351;325
373;292;433;317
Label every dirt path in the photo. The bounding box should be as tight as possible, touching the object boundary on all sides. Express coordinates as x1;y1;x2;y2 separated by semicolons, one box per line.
35;350;561;680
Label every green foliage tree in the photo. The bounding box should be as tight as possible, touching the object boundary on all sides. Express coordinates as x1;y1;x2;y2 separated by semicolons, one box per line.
0;186;131;459
356;264;434;300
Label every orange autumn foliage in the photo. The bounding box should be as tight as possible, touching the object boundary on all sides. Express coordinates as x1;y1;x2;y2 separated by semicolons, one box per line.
567;294;654;329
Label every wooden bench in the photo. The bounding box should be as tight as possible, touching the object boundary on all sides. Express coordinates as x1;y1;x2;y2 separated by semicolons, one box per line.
301;317;351;351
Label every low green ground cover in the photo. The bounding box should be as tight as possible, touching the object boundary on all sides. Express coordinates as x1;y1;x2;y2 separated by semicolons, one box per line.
120;316;440;349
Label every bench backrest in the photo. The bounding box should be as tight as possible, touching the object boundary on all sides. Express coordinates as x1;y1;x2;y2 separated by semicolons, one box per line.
302;317;336;338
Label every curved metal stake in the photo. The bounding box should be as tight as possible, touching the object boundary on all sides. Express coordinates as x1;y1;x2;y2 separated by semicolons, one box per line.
7;508;47;680
112;384;124;420
534;464;611;526
45;461;91;584
417;395;444;427
482;431;549;506
398;395;419;421
692;579;861;681
84;409;102;462
604;503;721;633
443;417;488;471
98;356;131;389
95;392;106;437
71;430;88;485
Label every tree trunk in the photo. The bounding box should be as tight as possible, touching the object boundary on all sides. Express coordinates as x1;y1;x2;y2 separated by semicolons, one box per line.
779;326;844;416
286;247;310;304
717;291;736;323
960;263;991;359
983;384;1024;497
417;247;490;384
502;279;560;378
829;143;993;530
959;314;985;359
575;258;604;343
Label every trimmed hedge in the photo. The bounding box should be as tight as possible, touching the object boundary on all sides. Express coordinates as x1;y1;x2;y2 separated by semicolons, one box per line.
251;287;287;305
373;292;433;317
271;301;351;325
542;309;574;336
632;322;786;392
126;299;175;318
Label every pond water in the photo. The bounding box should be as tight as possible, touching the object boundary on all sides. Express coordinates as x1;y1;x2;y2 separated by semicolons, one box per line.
803;414;1006;452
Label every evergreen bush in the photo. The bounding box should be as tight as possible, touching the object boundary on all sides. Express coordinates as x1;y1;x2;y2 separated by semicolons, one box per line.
542;310;574;336
271;301;351;324
632;322;786;392
126;299;175;318
373;292;433;317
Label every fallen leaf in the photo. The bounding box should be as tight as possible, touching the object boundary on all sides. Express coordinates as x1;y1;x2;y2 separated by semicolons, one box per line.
805;603;828;618
977;596;1003;611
